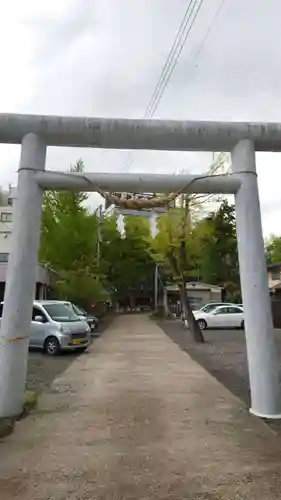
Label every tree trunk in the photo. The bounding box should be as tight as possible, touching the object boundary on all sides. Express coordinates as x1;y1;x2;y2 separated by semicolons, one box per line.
179;279;205;343
163;288;169;317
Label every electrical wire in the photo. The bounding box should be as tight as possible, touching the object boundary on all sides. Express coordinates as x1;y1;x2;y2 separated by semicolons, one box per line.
124;0;206;173
173;0;228;177
144;0;203;120
189;0;227;69
185;0;228;178
124;0;228;174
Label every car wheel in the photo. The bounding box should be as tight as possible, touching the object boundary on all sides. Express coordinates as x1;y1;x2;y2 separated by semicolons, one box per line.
44;336;60;356
241;320;244;329
197;319;207;330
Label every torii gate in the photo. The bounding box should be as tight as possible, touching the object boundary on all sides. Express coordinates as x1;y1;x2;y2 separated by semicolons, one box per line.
0;114;280;420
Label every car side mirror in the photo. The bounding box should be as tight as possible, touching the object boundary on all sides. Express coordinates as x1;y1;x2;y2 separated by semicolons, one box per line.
34;315;44;323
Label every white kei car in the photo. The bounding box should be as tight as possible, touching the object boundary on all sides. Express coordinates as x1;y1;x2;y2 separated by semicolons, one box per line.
193;304;244;330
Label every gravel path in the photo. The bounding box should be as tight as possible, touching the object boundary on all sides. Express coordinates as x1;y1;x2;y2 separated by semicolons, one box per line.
159;319;281;433
2;315;281;498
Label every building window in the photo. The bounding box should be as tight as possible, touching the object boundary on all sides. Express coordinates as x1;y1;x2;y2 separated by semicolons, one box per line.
0;253;9;262
271;268;281;281
0;212;12;223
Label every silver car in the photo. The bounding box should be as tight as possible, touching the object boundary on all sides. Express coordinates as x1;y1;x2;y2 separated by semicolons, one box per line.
0;300;91;356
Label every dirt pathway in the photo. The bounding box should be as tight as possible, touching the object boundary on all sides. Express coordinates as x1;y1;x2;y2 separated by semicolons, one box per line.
1;315;281;499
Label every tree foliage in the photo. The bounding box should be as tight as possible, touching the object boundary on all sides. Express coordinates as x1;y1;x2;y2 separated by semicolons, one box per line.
100;215;155;304
265;234;281;264
153;204;199;279
39;157;240;331
40;170;156;309
196;200;240;301
152;196;205;343
39;160;104;308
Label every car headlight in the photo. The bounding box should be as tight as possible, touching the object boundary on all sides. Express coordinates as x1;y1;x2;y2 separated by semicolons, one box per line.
86;325;90;333
60;325;71;335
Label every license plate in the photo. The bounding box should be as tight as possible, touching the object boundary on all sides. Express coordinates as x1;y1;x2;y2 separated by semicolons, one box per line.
72;338;86;345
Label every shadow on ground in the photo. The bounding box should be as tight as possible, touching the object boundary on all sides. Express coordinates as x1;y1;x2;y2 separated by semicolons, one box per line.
159;319;281;433
26;313;114;393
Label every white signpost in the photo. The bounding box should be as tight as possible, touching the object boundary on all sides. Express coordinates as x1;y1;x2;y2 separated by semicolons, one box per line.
0;114;280;420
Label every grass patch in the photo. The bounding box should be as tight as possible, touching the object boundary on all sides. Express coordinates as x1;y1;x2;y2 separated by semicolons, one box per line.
20;390;38;419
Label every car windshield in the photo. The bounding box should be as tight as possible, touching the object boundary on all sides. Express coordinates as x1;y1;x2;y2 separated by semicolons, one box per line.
72;304;87;316
200;304;218;313
44;303;80;322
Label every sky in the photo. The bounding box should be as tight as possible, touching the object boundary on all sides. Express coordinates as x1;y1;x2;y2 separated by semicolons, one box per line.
0;0;280;236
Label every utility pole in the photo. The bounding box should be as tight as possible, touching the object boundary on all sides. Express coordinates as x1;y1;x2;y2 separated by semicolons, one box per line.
154;263;158;311
96;205;102;270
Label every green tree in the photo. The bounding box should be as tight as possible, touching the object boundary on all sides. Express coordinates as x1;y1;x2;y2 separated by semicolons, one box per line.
196;200;240;301
265;234;281;264
100;215;155;307
152;197;205;343
39;160;104;308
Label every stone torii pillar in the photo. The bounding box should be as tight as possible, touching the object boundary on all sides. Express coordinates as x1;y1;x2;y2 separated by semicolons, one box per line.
232;139;281;418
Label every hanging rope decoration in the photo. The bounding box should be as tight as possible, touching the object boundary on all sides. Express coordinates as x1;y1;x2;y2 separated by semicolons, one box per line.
94;188;178;210
82;172;228;210
91;180;194;210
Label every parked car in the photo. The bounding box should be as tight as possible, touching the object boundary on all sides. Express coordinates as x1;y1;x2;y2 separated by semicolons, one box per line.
194;302;235;313
193;304;244;330
0;300;91;356
181;302;234;321
63;301;99;333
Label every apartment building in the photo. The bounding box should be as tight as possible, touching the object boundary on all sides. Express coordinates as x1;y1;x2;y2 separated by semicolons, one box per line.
0;186;52;301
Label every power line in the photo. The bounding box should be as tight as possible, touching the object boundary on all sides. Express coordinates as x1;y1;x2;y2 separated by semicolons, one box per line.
172;0;228;176
186;0;228;179
124;0;205;173
144;0;201;119
145;0;206;120
124;0;229;188
189;0;227;66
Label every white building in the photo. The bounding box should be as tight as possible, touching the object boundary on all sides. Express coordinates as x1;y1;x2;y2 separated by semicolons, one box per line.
0;186;52;301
